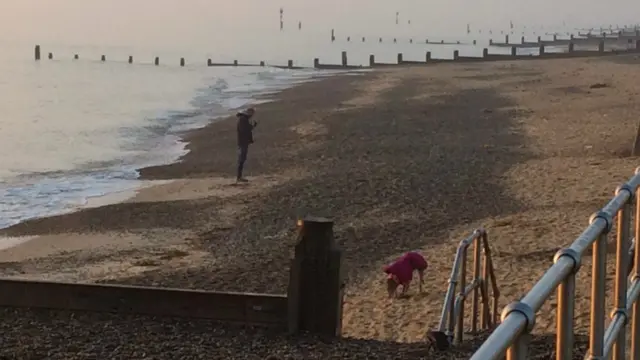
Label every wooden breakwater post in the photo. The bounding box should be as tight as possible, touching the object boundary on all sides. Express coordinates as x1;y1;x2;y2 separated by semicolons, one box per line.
397;53;403;64
155;57;159;66
128;56;133;64
633;124;640;156
426;51;431;62
34;45;41;60
511;46;516;57
180;58;185;67
341;51;347;67
453;50;459;60
287;217;344;336
369;55;375;67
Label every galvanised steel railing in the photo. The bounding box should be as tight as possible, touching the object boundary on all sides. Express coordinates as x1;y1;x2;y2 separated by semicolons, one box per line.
471;168;640;360
434;229;500;346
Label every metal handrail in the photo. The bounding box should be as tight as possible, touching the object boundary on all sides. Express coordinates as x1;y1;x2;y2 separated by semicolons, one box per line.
471;167;640;360
435;229;500;345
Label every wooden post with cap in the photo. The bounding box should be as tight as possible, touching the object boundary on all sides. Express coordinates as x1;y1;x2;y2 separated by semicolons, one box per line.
287;216;344;336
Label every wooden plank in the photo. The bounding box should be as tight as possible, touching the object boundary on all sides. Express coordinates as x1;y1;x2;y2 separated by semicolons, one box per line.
0;278;288;326
632;120;640;156
287;257;302;334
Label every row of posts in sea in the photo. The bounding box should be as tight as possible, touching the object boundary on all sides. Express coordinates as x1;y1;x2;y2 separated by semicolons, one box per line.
324;29;640;47
33;38;640;71
34;46;304;69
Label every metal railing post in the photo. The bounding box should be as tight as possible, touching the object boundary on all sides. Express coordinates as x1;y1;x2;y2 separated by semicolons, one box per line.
613;185;633;360
507;334;531;360
492;294;499;326
456;248;467;342
633;181;640;359
472;235;481;333
502;302;535;360
481;230;500;326
448;280;455;335
481;248;489;328
554;248;580;360
588;211;612;359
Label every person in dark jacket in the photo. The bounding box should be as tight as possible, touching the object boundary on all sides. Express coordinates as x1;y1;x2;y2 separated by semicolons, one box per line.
236;107;256;182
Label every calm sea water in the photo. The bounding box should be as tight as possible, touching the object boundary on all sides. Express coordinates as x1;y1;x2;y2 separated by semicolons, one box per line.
0;25;580;232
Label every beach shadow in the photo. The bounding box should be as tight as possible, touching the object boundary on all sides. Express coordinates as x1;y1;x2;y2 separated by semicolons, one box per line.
88;71;537;295
0;198;228;235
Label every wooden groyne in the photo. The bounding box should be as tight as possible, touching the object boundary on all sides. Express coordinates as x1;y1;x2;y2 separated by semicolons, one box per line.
0;217;345;337
328;26;640;47
34;38;640;71
490;32;640;48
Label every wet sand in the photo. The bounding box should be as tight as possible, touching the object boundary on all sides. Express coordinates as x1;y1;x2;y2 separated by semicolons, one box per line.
1;54;640;358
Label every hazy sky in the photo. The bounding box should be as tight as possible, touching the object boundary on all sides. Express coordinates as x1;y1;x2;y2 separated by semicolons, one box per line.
3;0;639;48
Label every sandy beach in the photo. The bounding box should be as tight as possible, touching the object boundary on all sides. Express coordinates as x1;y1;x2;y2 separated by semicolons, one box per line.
2;54;640;359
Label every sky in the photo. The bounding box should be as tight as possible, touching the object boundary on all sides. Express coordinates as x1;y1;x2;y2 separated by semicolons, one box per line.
2;0;639;49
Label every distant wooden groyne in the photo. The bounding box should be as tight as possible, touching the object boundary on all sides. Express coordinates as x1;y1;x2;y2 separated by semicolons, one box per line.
489;30;640;48
34;37;640;72
328;27;640;47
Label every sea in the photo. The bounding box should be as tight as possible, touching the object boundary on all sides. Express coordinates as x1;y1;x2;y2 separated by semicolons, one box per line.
0;23;585;233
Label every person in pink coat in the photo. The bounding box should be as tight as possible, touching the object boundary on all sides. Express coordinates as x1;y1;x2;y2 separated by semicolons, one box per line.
383;251;428;298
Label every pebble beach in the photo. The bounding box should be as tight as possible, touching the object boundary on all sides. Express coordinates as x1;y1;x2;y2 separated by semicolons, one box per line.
1;54;640;358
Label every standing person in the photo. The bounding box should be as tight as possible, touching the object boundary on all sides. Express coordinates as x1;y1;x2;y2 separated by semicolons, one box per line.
236;107;256;182
383;251;428;298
